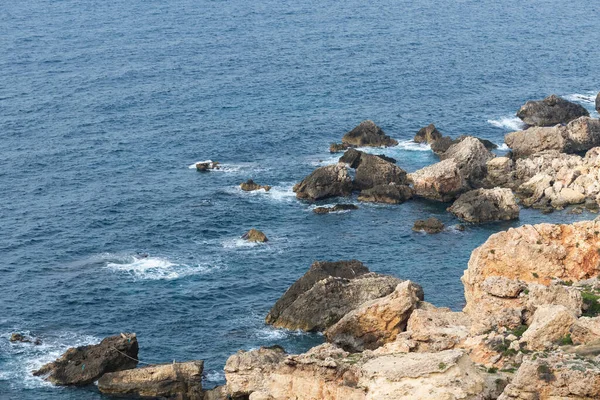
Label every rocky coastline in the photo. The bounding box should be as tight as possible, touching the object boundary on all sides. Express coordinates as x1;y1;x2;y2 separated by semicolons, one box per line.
16;93;600;399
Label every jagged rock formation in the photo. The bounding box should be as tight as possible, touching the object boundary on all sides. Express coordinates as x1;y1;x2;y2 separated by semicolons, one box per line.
408;159;467;202
448;188;520;223
242;229;268;243
341;120;398;148
412;217;445;234
414;124;442;144
240;179;271;192
293;163;353;201
516;94;589;127
357;184;413;204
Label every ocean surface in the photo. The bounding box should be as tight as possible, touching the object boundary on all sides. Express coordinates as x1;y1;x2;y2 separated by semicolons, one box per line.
1;0;599;398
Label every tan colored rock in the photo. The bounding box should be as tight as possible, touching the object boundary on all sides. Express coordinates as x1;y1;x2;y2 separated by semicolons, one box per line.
448;188;520;223
571;317;600;345
483;157;516;188
97;361;204;399
408;159;468;202
521;305;576;350
526;283;583;319
414;124;442;144
440;136;494;187
240;179;271;192
357;184;413;204
325;281;422;352
342;120;398;148
242;229;268;243
480;276;526;298
404;306;471;352
506;124;568;158
498;352;600;399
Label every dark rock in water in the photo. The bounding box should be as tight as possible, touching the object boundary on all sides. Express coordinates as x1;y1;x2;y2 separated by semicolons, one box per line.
33;333;138;386
341;120;398;148
414;124;442;144
265;260;401;332
293;163;353;201
195;161;220;172
329;142;351;153
412;217;445;234
376;154;397;164
516;94;589;127
98;361;204;399
242;228;268;242
597;92;600;114
240;179;271;192
448;188;520;223
568;206;585;215
354;153;407;190
313;204;358;214
338;148;363;168
455;224;466;231
585;199;599;213
10;333;42;345
358;184;413;204
430;136;455;155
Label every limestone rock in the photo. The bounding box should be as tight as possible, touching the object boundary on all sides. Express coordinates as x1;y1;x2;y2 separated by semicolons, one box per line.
97;361;204;399
403;306;471;352
33;333;138;386
439;136;494;187
448;188;520;223
483;157;516;188
313;204;358;214
293;163;353;201
414;124;442;144
521;305;576;350
242;229;268;243
357;184;413;204
571;317;600;345
341;120;398;148
408;159;468;202
240;179;271;192
516;94;589;127
480;276;526;298
412;217;444;234
498;352;600;399
352;152;407;190
265;261;401;331
324;281;423;352
526;283;583;319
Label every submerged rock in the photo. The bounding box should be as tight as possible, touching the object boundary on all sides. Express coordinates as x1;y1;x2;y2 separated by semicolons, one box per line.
9;333;41;345
293;163;353;201
242;228;268;243
313;204;358;214
329;142;351;153
325;281;423;352
265;260;401;332
357;184;413;204
341;120;398;148
195;160;220;172
33;333;138;386
412;217;445;234
516;94;589;127
414;124;442;144
240;179;271;192
98;361;204;399
448;188;520;223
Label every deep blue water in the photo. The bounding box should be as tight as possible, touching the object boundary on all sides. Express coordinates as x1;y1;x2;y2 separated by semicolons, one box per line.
1;0;599;398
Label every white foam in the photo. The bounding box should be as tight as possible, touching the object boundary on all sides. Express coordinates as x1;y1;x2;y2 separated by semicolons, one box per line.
0;331;99;390
487;116;525;131
392;140;431;152
253;327;307;341
105;255;215;280
204;370;225;383
564;93;597;104
222;238;264;249
497;143;509;151
310;155;340;166
226;184;296;202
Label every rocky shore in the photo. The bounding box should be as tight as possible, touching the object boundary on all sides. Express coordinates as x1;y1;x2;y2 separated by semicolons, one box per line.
22;92;600;399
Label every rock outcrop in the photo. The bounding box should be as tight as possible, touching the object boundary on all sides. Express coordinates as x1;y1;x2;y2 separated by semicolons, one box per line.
414;124;442;144
520;305;576;350
33;333;138;386
440;136;495;187
293;163;353;201
357;184;413;204
240;179;271;192
516;94;589;127
324;281;423;352
482;157;516;188
242;229;268;243
412;217;445;234
448;188;520;223
341;120;398;148
352;152;408;190
9;333;41;345
505;116;600;157
408;159;467;202
462;221;600;333
195;161;220;172
430;136;455;155
330;142;351;153
265;260;401;332
223;344;492;400
597;92;600;114
313;204;358;214
98;361;204;399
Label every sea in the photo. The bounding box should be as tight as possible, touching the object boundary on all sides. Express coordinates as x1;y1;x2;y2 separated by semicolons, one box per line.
1;0;599;398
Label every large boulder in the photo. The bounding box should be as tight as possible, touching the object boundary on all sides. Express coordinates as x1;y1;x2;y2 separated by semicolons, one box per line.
97;361;204;399
439;136;494;187
325;281;423;352
412;217;445;234
293;163;353;201
242;229;268;243
223;344;491;400
571;317;600;345
506;117;600;158
498;352;600;400
408;159;468;202
352;152;408;190
414;124;442;144
33;333;138;386
265;260;401;332
516;94;589;127
482;157;516;188
520;305;576;350
341;120;398;148
447;188;520;223
462;221;600;333
357;184;413;204
430;136;455;155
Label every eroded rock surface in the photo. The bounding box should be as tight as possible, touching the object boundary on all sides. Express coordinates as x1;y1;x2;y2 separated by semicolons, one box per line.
448;188;520;223
516;94;590;127
408;159;467;201
341;120;398;148
293;163;353;201
414;124;442;144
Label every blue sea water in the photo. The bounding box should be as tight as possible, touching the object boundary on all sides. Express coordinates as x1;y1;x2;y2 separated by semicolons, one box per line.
1;0;599;398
